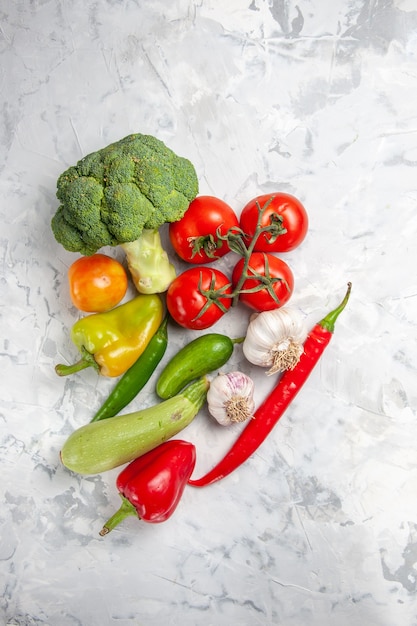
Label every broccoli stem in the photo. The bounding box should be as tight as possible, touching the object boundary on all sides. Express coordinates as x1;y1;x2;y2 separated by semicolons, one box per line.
121;230;177;294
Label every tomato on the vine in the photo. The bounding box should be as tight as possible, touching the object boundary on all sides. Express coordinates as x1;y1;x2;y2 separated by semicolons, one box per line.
232;252;294;312
169;196;239;264
239;193;308;253
166;267;232;330
68;254;128;312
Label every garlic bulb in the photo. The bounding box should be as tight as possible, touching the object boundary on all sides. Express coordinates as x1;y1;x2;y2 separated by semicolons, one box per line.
207;372;255;426
243;307;308;374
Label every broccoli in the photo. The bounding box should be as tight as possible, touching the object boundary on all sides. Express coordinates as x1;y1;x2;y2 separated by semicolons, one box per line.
51;133;199;293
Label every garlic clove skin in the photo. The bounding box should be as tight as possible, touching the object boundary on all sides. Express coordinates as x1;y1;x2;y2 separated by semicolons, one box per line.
207;371;255;426
243;307;308;374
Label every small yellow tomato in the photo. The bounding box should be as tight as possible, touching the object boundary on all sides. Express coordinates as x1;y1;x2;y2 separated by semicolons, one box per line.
68;254;128;312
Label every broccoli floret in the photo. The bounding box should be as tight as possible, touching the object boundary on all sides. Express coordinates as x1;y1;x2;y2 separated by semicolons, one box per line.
51;133;198;292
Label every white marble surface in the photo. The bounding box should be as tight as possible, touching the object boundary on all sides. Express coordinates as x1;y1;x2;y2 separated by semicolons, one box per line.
2;0;417;624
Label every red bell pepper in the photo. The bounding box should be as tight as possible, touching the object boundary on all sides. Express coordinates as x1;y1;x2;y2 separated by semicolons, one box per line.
99;440;196;535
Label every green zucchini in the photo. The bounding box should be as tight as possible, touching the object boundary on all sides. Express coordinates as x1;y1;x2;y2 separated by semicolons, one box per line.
156;333;243;400
60;377;209;475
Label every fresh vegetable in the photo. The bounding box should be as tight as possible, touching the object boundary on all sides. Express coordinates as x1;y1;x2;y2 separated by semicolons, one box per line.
207;372;255;426
189;283;351;487
55;294;163;377
68;253;128;313
239;193;308;253
232;252;294;311
91;316;168;421
166;267;233;330
121;231;176;295
243;307;308;374
156;333;243;399
165;196;301;328
168;195;239;263
61;376;209;475
51;133;199;294
99;440;196;534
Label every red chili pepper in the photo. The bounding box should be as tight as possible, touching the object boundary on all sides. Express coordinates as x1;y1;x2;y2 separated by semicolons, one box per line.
189;282;352;488
100;440;196;535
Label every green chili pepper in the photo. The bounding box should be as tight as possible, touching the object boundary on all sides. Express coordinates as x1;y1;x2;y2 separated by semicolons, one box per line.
91;316;169;422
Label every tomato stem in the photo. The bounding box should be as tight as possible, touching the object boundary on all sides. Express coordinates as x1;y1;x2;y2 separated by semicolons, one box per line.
192;270;233;322
223;199;291;306
188;233;221;259
195;198;293;310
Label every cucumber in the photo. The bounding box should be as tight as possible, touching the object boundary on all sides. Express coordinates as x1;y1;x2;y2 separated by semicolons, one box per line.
156;333;242;400
60;377;209;475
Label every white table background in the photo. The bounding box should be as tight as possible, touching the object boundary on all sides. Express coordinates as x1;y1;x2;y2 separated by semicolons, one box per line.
2;1;417;625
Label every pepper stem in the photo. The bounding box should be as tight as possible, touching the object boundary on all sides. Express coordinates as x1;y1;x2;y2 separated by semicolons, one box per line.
197;198;291;310
55;347;99;376
319;282;352;333
99;495;138;536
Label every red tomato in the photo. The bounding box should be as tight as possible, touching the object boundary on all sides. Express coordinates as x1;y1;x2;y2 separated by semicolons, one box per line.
166;267;232;330
68;254;128;312
239;193;308;253
232;252;294;311
169;196;239;264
